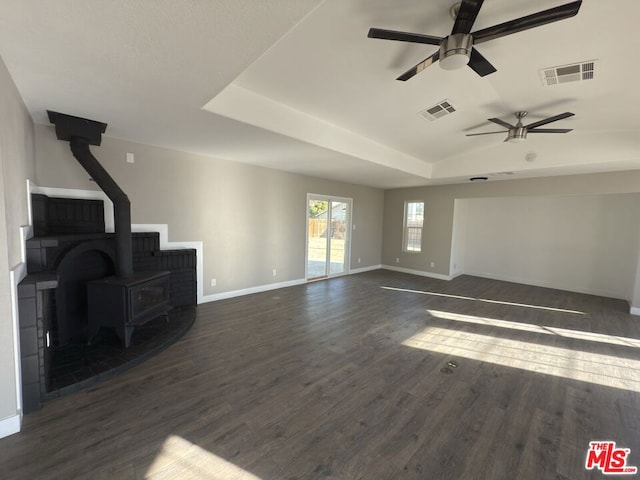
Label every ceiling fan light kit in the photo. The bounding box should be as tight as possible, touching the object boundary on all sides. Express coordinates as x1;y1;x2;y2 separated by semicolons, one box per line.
507;129;527;143
507;113;528;142
368;0;582;80
467;111;574;143
439;34;472;70
368;1;583;143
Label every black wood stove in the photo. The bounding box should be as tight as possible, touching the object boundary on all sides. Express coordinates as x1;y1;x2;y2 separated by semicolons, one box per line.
88;271;170;347
18;112;197;413
47;111;171;347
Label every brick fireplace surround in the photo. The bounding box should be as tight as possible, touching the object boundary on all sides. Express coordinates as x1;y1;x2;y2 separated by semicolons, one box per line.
18;194;197;413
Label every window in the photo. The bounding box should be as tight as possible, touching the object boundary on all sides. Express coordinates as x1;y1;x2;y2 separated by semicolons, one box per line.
403;201;424;252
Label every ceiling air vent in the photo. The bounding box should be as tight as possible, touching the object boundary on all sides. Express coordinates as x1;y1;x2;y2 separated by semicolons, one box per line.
418;99;456;122
540;60;596;86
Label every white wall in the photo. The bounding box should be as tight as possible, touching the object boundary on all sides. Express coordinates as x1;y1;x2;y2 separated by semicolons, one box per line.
449;198;468;277
631;220;640;315
35;125;385;298
454;194;640;300
0;56;36;437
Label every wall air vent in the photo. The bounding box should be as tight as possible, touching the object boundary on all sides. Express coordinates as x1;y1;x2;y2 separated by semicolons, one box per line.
540;60;596;86
418;99;456;122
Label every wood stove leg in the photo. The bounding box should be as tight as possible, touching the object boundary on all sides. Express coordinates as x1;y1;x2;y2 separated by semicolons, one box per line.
123;325;135;348
114;324;133;348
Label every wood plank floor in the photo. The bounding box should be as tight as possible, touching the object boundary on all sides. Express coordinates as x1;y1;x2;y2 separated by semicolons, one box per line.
2;270;640;480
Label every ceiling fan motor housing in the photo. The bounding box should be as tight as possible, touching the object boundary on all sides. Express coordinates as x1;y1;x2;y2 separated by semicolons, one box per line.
439;33;473;70
368;1;582;80
507;126;528;142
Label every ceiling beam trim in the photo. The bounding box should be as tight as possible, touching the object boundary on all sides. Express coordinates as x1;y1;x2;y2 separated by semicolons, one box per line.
203;84;433;180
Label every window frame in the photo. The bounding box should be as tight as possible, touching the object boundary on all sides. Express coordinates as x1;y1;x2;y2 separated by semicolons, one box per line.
403;200;424;253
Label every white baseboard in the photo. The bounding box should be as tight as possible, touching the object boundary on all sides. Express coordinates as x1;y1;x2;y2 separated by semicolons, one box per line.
463;270;625;300
631;306;640;316
382;265;452;281
200;266;380;303
350;264;382;274
0;414;20;439
200;278;307;303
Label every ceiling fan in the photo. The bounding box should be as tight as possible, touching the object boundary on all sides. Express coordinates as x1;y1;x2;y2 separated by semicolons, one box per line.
466;111;574;142
368;0;582;81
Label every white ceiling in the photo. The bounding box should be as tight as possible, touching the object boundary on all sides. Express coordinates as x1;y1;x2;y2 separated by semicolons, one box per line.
1;0;640;188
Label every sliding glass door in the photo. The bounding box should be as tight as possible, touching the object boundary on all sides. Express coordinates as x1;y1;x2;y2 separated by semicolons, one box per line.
306;194;352;280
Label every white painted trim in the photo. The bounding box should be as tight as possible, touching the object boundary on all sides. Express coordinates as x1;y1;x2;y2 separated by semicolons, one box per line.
402;200;425;254
25;179;35;239
382;264;453;281
463;270;626;300
23;184;204;304
9;266;25;427
631;306;640;316
204;84;432;180
200;278;307;303
9;221;32;428
29;182;114;232
26;179;32;227
350;264;382;274
449;271;464;280
132;224;204;305
201;266;379;304
0;414;21;439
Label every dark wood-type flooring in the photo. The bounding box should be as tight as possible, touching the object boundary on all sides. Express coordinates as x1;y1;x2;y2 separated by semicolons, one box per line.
2;270;640;479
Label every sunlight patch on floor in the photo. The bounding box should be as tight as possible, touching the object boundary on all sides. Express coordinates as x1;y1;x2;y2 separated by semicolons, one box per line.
146;435;261;480
403;326;640;392
427;309;640;349
381;285;586;314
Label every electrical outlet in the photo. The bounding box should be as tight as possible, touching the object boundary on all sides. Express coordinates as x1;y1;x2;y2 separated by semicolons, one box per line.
396;257;400;263
210;278;216;287
357;257;361;263
430;261;435;268
126;152;135;163
272;269;277;276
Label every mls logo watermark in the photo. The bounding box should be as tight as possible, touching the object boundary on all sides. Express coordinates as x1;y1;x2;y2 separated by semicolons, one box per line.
585;441;638;475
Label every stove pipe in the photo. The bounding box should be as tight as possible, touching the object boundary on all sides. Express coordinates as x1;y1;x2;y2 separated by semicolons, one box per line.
48;111;133;277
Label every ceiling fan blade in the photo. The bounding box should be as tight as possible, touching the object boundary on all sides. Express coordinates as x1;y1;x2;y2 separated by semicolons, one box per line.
367;28;442;45
525;112;574;129
396;51;440;81
488;117;515;129
466;131;507;136
452;0;485;34
467;48;496;77
527;128;573;133
472;1;582;45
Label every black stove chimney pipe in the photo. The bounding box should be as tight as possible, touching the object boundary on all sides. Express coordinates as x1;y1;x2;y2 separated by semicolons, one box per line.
48;111;133;278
